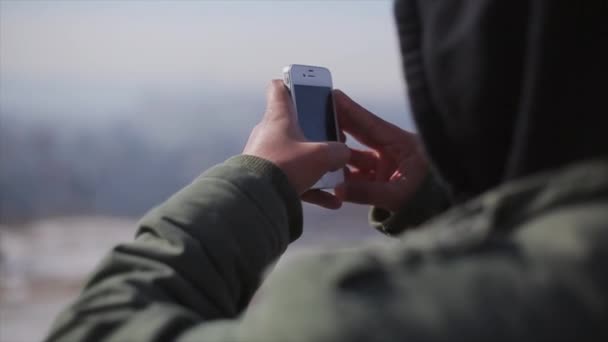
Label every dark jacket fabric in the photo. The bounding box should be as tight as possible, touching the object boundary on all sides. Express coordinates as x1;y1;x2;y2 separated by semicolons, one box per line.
45;156;608;342
45;1;608;341
397;0;608;200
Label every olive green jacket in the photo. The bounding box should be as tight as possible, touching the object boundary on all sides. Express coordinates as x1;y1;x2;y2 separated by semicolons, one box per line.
46;156;608;341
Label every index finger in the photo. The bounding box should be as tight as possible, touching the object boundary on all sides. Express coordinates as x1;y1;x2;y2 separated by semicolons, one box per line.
334;90;409;148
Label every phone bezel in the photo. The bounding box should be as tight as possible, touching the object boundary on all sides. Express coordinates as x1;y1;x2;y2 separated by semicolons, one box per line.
283;64;344;190
285;65;333;87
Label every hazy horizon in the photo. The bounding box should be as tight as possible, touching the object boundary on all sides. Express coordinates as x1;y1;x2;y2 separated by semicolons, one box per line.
0;4;412;340
1;0;414;133
1;0;418;223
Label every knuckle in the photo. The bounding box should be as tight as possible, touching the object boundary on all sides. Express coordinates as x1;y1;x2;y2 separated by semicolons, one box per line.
318;144;333;163
308;142;326;155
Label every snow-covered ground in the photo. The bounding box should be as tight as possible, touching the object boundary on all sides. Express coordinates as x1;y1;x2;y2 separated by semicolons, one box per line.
0;210;380;342
0;217;135;342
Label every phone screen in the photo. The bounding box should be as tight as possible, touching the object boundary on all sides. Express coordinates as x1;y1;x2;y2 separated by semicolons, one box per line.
293;85;338;142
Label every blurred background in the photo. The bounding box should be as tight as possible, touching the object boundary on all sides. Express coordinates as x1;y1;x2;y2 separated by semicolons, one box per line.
0;1;414;341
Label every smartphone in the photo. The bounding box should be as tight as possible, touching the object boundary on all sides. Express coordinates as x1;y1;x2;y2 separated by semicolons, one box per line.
282;64;344;190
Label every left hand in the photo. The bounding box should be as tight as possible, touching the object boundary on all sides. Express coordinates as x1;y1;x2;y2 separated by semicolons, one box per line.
333;90;429;212
243;80;351;209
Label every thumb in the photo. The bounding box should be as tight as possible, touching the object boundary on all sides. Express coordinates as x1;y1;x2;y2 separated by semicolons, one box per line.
314;141;351;172
265;79;295;121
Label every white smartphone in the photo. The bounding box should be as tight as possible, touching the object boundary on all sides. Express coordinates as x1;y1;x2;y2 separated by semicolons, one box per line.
282;64;344;190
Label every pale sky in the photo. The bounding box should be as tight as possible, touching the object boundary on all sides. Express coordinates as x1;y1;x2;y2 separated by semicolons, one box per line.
0;0;412;131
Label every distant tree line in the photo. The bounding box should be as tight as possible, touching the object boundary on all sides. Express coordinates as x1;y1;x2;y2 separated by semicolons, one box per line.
0;117;239;223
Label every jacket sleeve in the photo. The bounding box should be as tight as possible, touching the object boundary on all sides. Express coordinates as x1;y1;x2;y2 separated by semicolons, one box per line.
45;155;607;342
216;207;608;342
45;155;303;342
369;171;452;236
177;204;607;342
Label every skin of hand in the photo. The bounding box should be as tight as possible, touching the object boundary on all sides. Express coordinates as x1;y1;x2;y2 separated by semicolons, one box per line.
243;80;351;209
333;90;429;212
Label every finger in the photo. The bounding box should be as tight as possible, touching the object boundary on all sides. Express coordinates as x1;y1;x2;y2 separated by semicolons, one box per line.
349;149;379;172
301;190;342;210
334;89;414;148
340;131;347;143
345;168;376;182
265;79;296;121
335;180;402;211
307;141;351;172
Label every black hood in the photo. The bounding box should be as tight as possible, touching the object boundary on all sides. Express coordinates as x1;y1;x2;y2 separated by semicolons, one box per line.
394;0;608;200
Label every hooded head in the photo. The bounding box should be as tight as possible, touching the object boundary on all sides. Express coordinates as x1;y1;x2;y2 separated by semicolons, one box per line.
394;0;608;201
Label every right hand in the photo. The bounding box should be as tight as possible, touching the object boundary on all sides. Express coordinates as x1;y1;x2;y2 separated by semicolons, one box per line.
243;81;350;209
334;90;429;212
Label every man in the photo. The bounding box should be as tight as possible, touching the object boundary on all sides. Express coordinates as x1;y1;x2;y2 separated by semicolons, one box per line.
46;0;608;341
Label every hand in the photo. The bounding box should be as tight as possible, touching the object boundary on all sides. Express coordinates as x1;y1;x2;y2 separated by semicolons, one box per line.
334;90;428;212
243;80;350;209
